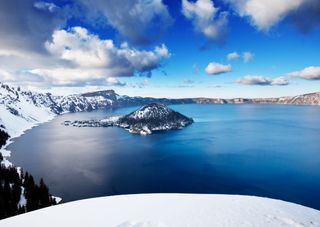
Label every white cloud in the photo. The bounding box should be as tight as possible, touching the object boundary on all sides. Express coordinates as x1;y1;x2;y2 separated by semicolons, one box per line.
271;76;290;85
43;26;170;81
227;51;253;62
78;0;173;45
288;66;320;80
243;51;253;63
237;75;289;86
224;0;303;31
227;52;240;60
0;69;14;81
182;0;228;42
105;77;127;87
205;62;232;75
1;26;170;87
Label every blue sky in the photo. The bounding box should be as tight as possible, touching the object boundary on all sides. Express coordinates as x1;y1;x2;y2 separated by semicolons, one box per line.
0;0;319;98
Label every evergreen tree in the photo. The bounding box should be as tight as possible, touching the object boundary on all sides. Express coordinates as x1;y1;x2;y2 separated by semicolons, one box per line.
0;164;58;219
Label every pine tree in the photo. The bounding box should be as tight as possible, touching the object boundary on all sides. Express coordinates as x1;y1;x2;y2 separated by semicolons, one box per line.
0;165;57;219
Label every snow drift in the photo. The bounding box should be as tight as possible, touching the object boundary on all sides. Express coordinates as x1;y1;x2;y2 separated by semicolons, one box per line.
1;194;319;227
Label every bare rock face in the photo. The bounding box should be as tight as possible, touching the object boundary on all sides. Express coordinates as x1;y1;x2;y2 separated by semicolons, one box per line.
116;103;194;135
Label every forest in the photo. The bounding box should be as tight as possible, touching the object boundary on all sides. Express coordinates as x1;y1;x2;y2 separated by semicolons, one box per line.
0;129;58;219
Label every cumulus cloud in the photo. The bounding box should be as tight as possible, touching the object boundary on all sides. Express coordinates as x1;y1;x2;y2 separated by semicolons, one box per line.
78;0;173;45
224;0;304;31
237;75;289;86
182;0;228;43
227;52;240;60
21;26;171;86
0;0;173;88
271;76;290;86
243;51;253;63
105;77;127;87
288;66;320;80
227;51;253;62
205;62;232;75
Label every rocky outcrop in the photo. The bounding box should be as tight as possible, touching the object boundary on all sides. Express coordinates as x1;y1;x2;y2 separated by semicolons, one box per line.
64;103;194;135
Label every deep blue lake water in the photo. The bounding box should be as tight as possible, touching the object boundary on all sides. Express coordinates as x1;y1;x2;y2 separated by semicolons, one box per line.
8;104;320;210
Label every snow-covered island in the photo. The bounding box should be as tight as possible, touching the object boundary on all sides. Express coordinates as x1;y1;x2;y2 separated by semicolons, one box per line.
64;103;194;135
1;194;320;227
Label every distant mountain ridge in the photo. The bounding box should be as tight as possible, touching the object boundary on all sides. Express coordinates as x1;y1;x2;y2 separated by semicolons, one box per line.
1;81;320;137
192;92;320;105
1;81;320;164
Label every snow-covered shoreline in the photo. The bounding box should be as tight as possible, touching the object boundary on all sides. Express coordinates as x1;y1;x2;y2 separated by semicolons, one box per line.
0;114;62;206
1;194;319;227
0;113;56;167
0;83;63;205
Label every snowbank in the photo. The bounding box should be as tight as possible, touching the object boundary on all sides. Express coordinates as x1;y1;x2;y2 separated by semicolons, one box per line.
1;194;319;227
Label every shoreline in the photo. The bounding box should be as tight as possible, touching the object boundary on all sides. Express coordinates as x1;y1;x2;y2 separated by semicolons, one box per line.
0;115;56;167
1;103;320;213
0;114;62;204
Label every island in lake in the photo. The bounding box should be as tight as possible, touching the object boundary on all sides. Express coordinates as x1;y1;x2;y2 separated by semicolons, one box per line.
64;103;194;135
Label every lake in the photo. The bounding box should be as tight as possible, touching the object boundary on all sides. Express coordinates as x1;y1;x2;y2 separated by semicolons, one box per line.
8;104;320;210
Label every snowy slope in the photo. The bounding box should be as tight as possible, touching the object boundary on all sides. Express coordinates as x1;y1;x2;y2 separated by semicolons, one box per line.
128;103;173;119
0;83;56;138
0;83;57;166
1;194;319;227
116;103;193;134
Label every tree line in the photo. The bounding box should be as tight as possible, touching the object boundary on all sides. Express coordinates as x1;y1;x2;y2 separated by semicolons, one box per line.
0;128;9;149
0;152;58;219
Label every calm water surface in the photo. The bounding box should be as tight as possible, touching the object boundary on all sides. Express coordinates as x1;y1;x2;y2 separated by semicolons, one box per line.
8;104;320;209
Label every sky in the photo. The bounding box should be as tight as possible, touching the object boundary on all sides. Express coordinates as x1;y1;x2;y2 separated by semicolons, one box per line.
0;0;319;98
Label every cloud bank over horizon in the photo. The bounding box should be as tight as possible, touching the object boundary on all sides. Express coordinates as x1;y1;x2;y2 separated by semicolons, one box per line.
237;76;289;86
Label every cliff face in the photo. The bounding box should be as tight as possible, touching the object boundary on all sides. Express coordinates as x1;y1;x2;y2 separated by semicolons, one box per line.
193;92;320;105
